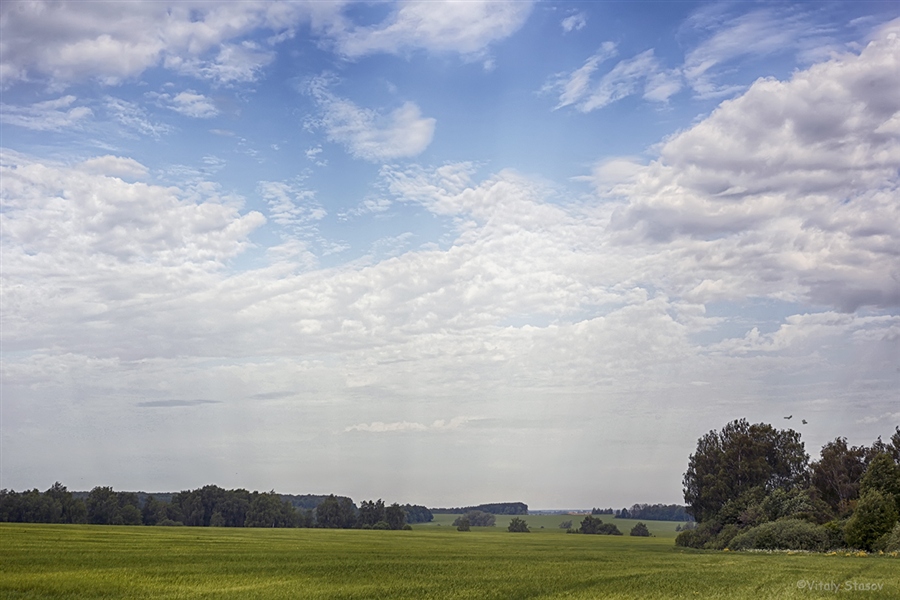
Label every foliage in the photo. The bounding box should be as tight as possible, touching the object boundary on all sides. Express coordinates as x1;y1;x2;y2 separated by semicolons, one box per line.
727;519;832;552
576;515;622;535
558;520;573;529
844;490;899;551
452;510;495;527
617;503;691;521
385;504;407;530
456;516;470;531
433;502;527;515
315;495;357;529
401;504;433;524
811;438;869;516
874;522;900;552
507;517;530;532
683;419;808;523
859;452;900;515
630;522;651;536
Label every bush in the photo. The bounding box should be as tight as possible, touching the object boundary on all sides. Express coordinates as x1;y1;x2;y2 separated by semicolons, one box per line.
873;522;900;552
630;522;650;537
559;520;572;529
508;517;530;533
456;517;470;532
727;519;831;552
844;490;899;551
674;520;719;548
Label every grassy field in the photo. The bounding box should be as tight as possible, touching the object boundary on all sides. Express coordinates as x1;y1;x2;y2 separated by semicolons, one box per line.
424;513;683;537
1;523;897;599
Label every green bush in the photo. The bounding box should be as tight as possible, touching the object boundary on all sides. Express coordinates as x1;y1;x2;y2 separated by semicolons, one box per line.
844;490;899;551
674;520;719;548
873;522;900;552
507;517;530;533
727;519;831;552
630;522;650;537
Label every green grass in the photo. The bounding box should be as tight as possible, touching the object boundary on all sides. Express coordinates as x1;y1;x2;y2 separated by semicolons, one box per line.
1;523;897;599
424;513;683;537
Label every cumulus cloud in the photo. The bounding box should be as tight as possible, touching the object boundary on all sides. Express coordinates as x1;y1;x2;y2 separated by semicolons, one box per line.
258;180;326;229
328;0;532;60
151;90;219;118
604;19;900;310
0;1;316;86
0;96;92;130
78;155;149;180
306;75;436;162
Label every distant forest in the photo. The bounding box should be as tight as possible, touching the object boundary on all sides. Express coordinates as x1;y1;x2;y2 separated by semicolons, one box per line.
431;502;528;515
0;484;433;529
591;504;692;521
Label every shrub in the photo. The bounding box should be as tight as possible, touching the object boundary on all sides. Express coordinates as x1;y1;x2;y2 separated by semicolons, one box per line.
508;517;530;533
873;522;900;552
844;490;899;551
630;522;650;537
674;520;719;548
456;517;470;532
559;520;572;529
727;519;831;552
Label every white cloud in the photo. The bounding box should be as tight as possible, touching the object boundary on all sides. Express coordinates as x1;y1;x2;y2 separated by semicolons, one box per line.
169;91;219;118
546;46;679;112
258;180;326;229
681;6;845;98
78;155;149;180
561;13;587;34
0;1;317;86
604;19;900;310
329;0;532;60
0;96;92;130
306;75;436;162
105;96;172;138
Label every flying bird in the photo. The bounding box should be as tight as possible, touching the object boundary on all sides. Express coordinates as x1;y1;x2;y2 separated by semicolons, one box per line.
784;415;793;420
802;419;807;424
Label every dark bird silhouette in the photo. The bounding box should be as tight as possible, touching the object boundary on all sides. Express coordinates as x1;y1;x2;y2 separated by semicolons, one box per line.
784;415;792;420
802;419;807;424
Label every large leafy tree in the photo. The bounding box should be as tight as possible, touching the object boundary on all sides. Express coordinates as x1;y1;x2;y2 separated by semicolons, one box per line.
810;437;868;515
683;419;808;522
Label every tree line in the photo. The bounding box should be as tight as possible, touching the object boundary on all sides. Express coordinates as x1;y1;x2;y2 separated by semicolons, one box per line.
0;484;433;529
590;504;691;521
677;420;900;552
432;502;527;515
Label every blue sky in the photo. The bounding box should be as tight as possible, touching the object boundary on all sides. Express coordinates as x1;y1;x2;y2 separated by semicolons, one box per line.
1;1;899;509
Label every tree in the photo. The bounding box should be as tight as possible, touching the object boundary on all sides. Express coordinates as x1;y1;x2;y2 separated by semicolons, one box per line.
860;452;900;515
86;487;119;525
452;510;494;527
630;522;651;537
683;419;808;522
385;503;406;530
811;438;868;516
844;490;899;551
358;500;386;528
456;516;470;531
507;517;530;532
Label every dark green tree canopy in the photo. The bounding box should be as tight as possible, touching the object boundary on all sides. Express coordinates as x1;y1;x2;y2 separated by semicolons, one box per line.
683;419;808;522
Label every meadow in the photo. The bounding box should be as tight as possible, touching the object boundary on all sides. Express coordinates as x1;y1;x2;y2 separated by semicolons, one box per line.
1;522;897;599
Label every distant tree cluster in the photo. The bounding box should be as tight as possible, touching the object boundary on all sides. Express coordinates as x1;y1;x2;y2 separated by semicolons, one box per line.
615;504;691;521
567;515;622;535
630;522;651;537
591;507;614;515
0;484;428;530
676;420;900;552
433;502;527;515
507;517;530;532
452;510;496;527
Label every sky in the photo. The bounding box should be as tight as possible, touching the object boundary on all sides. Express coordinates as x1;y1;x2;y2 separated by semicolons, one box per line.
1;1;899;510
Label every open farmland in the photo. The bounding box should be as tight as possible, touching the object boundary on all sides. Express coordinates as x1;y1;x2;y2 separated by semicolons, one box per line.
2;523;897;599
